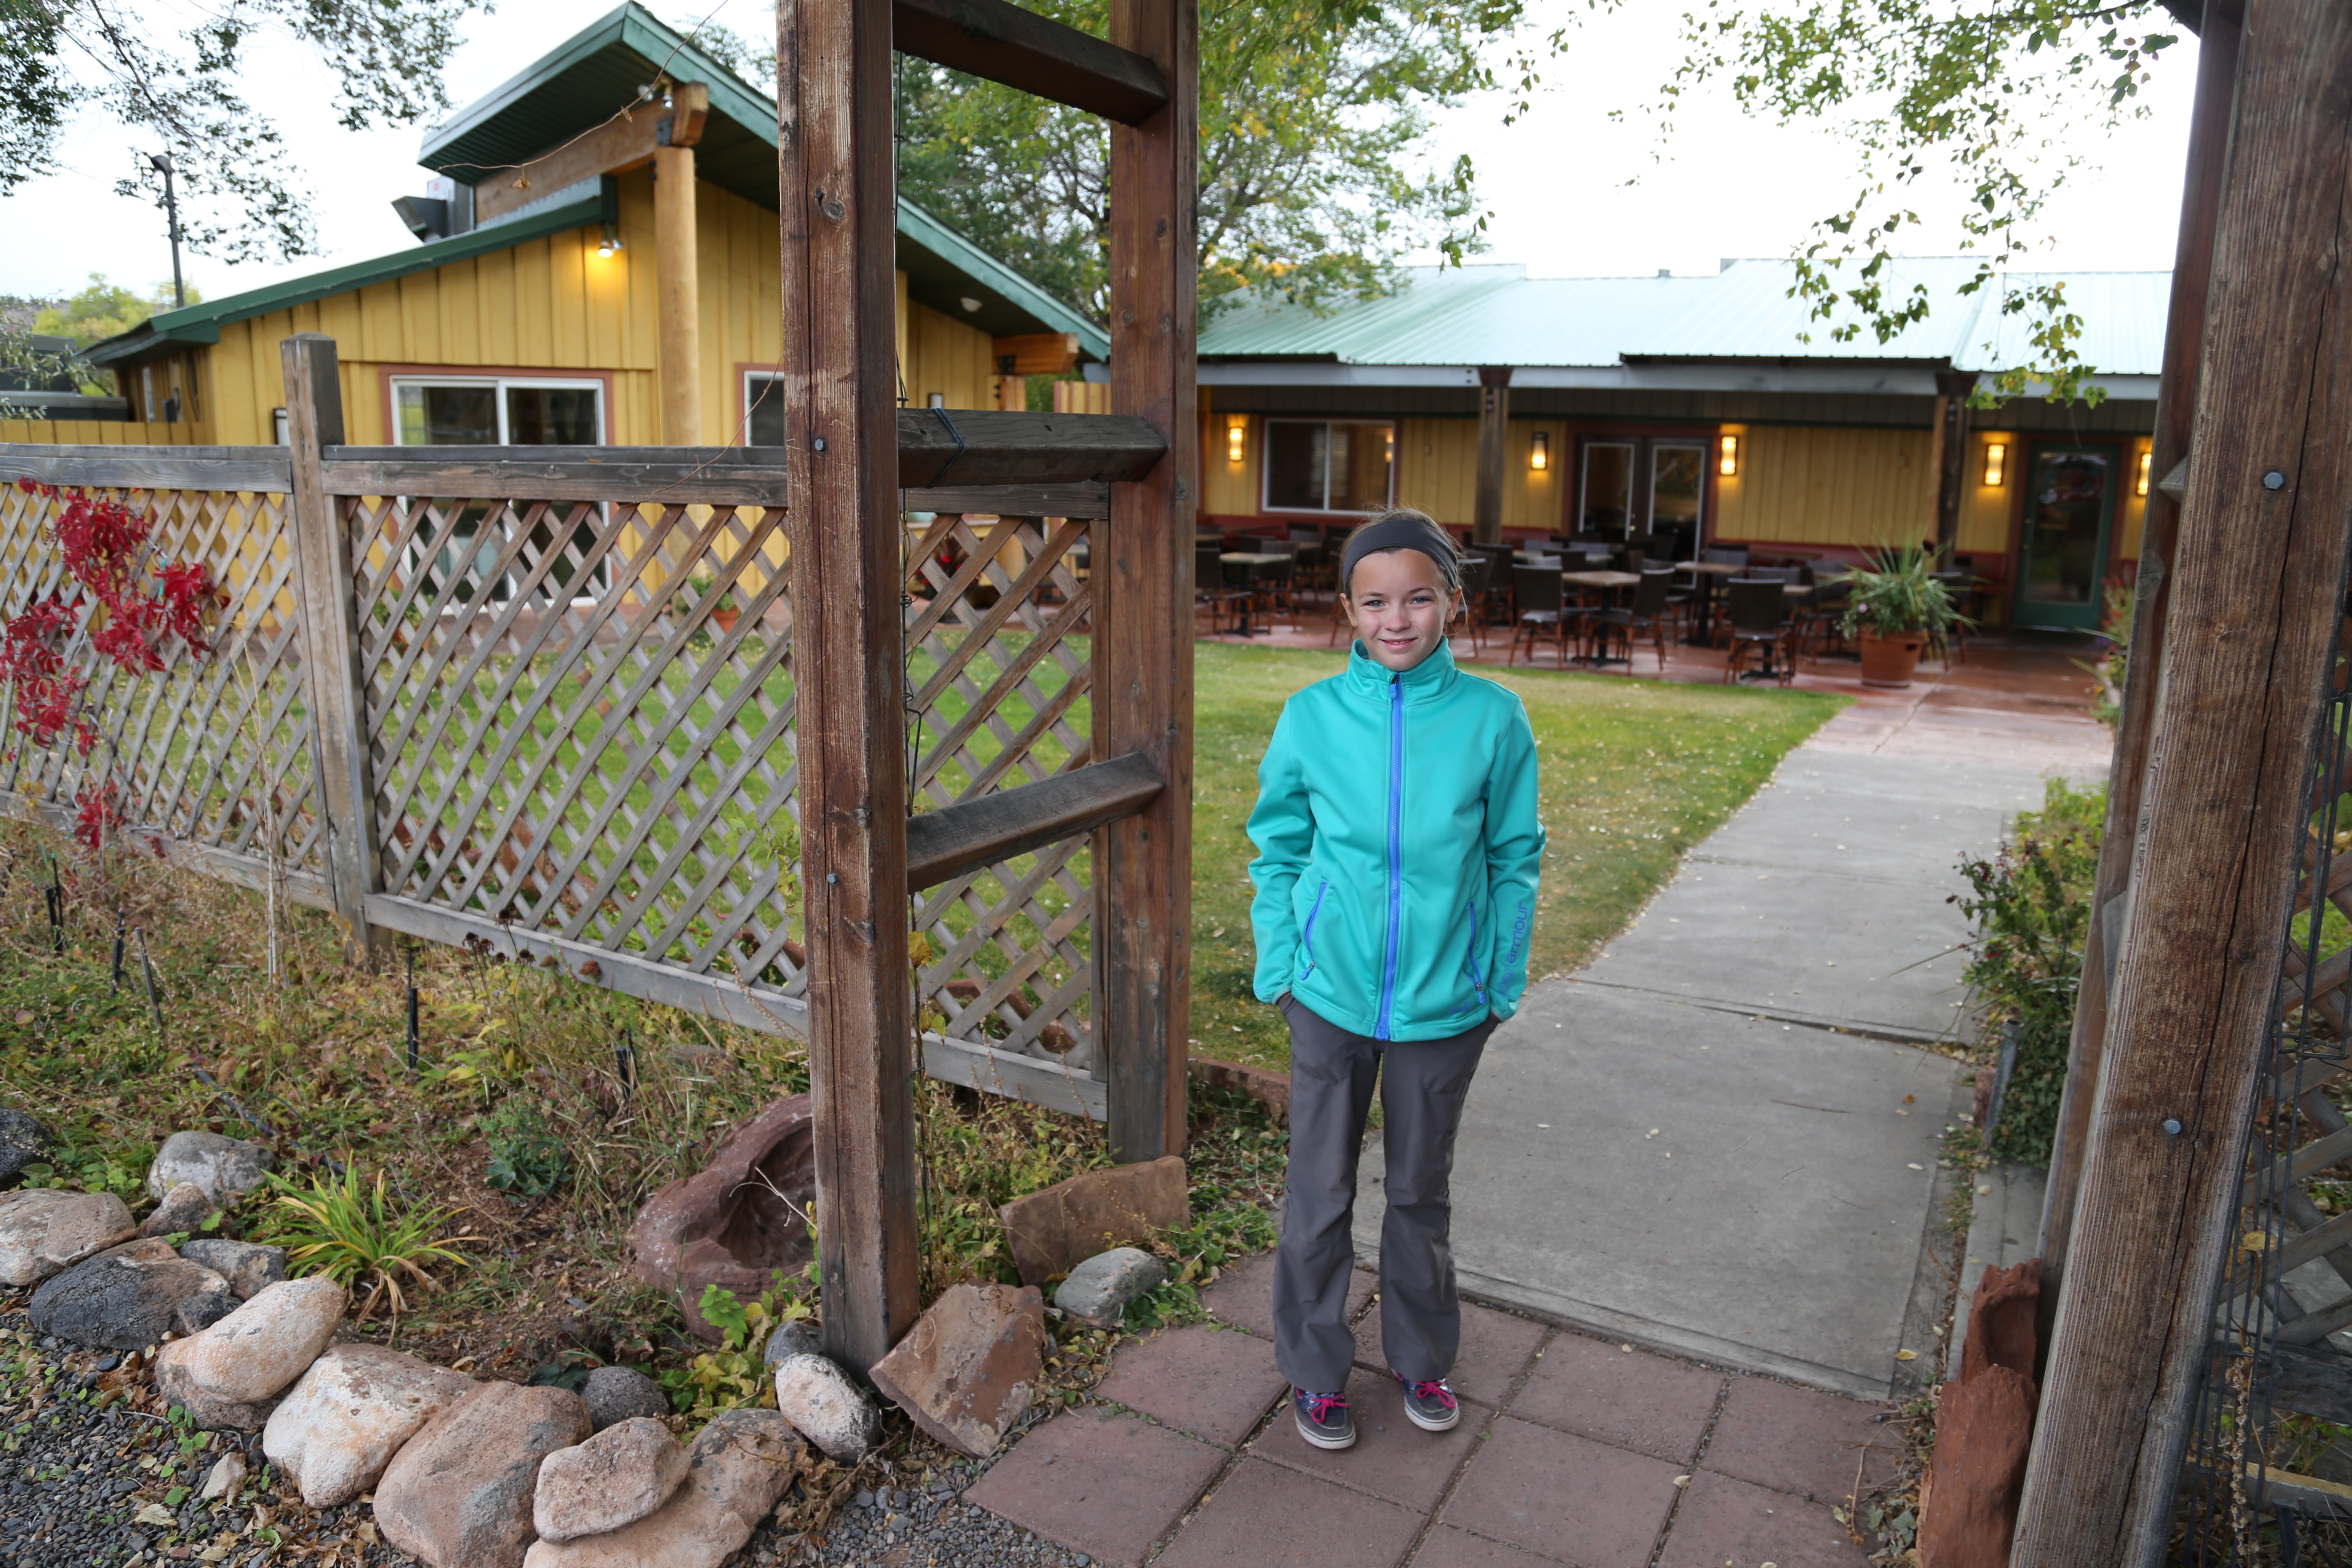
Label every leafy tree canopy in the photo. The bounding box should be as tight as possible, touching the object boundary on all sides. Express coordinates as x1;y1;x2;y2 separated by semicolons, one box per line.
0;0;487;264
33;273;199;346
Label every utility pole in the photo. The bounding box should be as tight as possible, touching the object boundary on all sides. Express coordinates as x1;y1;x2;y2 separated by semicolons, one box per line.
147;153;185;309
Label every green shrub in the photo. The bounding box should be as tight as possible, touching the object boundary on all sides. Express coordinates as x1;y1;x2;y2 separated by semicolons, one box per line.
1956;777;2105;1166
483;1098;571;1200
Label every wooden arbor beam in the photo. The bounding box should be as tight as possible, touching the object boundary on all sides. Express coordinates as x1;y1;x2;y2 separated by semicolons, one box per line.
472;84;709;224
2010;2;2352;1561
775;0;919;1372
1096;0;1197;1163
905;753;1163;891
894;0;1170;124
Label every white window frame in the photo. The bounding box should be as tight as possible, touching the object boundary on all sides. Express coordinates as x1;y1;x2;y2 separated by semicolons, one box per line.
389;375;609;605
1647;440;1708;541
1260;417;1397;515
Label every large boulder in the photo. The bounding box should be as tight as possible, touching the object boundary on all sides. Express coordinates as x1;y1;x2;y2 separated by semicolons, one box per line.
165;1276;345;1404
178;1239;287;1301
264;1344;477;1508
0;1188;136;1287
580;1366;670;1433
627;1094;815;1342
0;1109;57;1187
520;1409;799;1568
532;1416;691;1543
771;1353;880;1464
155;1341;285;1431
29;1237;233;1349
146;1131;273;1207
997;1155;1187;1286
374;1380;592;1568
869;1281;1047;1458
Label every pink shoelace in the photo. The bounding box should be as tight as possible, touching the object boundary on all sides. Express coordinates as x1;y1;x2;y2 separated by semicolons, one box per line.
1406;1379;1457;1412
1300;1390;1349;1424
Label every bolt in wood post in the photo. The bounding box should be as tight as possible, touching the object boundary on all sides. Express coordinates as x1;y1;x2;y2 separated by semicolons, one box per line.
774;0;920;1370
2011;3;2352;1560
280;332;387;964
1097;0;1197;1164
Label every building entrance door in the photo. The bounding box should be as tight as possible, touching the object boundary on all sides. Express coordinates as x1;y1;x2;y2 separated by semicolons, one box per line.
2013;442;2121;630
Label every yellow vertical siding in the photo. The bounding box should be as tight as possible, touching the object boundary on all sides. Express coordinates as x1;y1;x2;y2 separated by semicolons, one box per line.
1396;418;1474;524
1712;424;1936;548
1203;408;1258;515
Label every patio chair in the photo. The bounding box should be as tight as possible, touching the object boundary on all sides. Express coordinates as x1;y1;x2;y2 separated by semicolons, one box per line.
1289;526;1330;592
1929;570;1975;666
1510;566;1585;668
1246;539;1300;627
1798;576;1854;660
1195;545;1248;635
1468;542;1516;631
1453;553;1493;654
1722;578;1795;686
1592;566;1673;675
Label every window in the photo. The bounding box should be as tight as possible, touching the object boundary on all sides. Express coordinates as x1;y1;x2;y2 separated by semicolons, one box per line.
1262;419;1394;514
745;371;789;447
1580;441;1633;532
391;375;607;603
1574;436;1708;546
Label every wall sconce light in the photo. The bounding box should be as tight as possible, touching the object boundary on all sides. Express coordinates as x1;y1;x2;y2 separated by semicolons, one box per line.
2136;448;2152;497
1528;430;1549;472
1718;433;1740;478
597;222;625;257
1384;426;1395;465
1225;415;1247;465
1983;440;2008;487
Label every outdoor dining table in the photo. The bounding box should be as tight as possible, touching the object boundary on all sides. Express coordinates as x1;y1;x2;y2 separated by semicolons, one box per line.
1219;551;1290;636
1559;569;1643;665
1674;559;1747;646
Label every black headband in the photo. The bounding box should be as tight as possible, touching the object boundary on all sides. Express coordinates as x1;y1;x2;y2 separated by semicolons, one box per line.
1341;514;1458;594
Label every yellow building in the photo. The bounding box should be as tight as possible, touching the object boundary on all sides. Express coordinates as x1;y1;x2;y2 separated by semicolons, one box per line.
9;5;1102;453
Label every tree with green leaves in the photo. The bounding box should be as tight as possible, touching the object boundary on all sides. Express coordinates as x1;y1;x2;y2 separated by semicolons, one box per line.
32;273;195;346
0;0;485;264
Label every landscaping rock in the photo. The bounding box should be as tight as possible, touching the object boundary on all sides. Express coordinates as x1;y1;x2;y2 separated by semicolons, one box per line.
0;1187;136;1287
374;1379;592;1568
155;1338;285;1431
761;1318;824;1369
532;1417;691;1543
0;1108;56;1186
627;1093;816;1342
869;1281;1047;1458
1053;1246;1167;1330
199;1451;246;1503
580;1365;670;1432
1186;1056;1291;1126
139;1181;219;1238
264;1343;477;1507
30;1237;234;1349
146;1130;273;1207
521;1409;799;1568
772;1352;881;1464
166;1276;345;1403
997;1155;1187;1286
178;1238;287;1300
1918;1363;2036;1568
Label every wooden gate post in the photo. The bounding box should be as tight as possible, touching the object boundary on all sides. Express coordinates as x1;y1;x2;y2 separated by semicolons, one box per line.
1473;367;1510;546
2010;3;2352;1560
280;332;386;963
773;0;921;1369
1097;0;1198;1163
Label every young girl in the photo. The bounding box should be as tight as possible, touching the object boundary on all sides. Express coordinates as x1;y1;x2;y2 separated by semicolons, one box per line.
1247;508;1545;1450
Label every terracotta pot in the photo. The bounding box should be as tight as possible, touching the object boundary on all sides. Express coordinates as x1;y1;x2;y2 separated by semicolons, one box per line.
1858;628;1926;688
712;607;741;634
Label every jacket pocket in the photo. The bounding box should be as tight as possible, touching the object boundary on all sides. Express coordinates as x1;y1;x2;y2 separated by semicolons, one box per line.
1297;879;1331;983
1458;901;1488;1014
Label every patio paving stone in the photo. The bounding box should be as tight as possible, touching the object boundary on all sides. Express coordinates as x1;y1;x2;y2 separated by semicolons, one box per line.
1700;1376;1899;1504
1409;1524;1573;1568
1154;1457;1426;1568
1200;1250;1376;1342
1091;1322;1287;1448
1651;1470;1872;1568
1508;1332;1724;1464
1439;1417;1681;1567
1353;1297;1549;1407
961;1406;1225;1567
1252;1365;1485;1514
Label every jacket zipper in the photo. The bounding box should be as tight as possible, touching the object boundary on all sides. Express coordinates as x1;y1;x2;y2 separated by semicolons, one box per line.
1377;674;1404;1040
1462;902;1487;1010
1298;880;1330;981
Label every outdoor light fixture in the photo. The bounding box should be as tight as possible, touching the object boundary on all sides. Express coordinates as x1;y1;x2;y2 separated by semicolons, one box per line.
1983;441;2008;487
1225;414;1247;465
2137;448;2152;496
1718;433;1740;478
1528;430;1550;472
597;222;625;257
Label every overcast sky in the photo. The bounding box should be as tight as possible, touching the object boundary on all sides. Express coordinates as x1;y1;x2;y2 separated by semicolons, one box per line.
0;0;2198;310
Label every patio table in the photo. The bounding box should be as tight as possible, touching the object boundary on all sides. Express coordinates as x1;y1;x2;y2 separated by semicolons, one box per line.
1560;569;1643;665
1675;560;1747;646
1219;551;1290;636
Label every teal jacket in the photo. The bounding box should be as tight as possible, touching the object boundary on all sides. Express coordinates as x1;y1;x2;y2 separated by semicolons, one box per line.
1247;641;1545;1040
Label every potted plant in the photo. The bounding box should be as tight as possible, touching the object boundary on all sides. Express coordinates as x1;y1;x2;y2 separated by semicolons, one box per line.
1839;543;1969;688
688;568;742;634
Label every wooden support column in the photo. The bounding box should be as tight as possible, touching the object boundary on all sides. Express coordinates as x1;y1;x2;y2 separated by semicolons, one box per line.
655;144;702;446
279;332;385;964
1929;371;1978;568
2032;1;2241;1321
2011;3;2352;1561
774;0;919;1369
1097;0;1197;1163
1473;367;1511;545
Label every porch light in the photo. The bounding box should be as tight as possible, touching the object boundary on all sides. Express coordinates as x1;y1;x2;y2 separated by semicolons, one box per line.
2136;448;2152;496
1528;430;1549;472
1225;414;1247;465
597;222;625;257
1717;433;1739;478
1983;441;2008;487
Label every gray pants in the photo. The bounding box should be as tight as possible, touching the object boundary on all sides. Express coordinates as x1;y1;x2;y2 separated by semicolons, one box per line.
1272;994;1493;1393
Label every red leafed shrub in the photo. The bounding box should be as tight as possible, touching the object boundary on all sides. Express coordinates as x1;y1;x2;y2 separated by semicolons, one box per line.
71;781;122;852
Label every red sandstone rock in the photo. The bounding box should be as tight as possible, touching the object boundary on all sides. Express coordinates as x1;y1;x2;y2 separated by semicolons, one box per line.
1188;1057;1290;1126
1918;1365;2036;1568
1960;1257;2042;1383
627;1094;816;1342
998;1156;1188;1286
869;1282;1048;1458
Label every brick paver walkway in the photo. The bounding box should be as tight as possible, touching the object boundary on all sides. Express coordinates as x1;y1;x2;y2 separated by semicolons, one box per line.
968;1254;1898;1568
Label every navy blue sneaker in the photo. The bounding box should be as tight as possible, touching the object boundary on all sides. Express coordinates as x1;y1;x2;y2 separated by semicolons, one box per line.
1395;1373;1460;1432
1292;1387;1355;1449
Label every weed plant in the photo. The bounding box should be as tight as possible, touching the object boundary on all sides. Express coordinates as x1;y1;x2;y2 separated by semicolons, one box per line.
253;1167;481;1325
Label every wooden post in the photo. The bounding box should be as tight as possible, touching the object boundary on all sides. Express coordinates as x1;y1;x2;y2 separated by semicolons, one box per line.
655;144;703;446
2010;3;2352;1560
1096;0;1197;1163
2032;1;2242;1320
773;0;920;1369
279;332;386;964
1473;367;1511;545
1929;371;1977;568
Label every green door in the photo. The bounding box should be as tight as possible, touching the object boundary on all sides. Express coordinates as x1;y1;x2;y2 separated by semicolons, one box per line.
2013;443;2121;630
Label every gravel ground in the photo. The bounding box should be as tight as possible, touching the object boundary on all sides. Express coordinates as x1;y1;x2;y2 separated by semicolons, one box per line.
0;1308;1090;1568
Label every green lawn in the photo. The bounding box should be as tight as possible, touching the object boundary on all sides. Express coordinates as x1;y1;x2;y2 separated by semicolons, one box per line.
1186;644;1848;1070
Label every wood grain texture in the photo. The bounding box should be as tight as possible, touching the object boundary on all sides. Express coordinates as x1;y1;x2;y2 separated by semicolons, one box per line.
0;445;293;492
2034;4;2242;1314
320;447;791;505
1095;0;1197;1162
473;83;708;223
778;0;923;1371
2011;5;2352;1561
1473;369;1509;545
893;0;1170;124
655;144;704;445
903;482;1109;518
904;751;1161;890
897;407;1164;485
